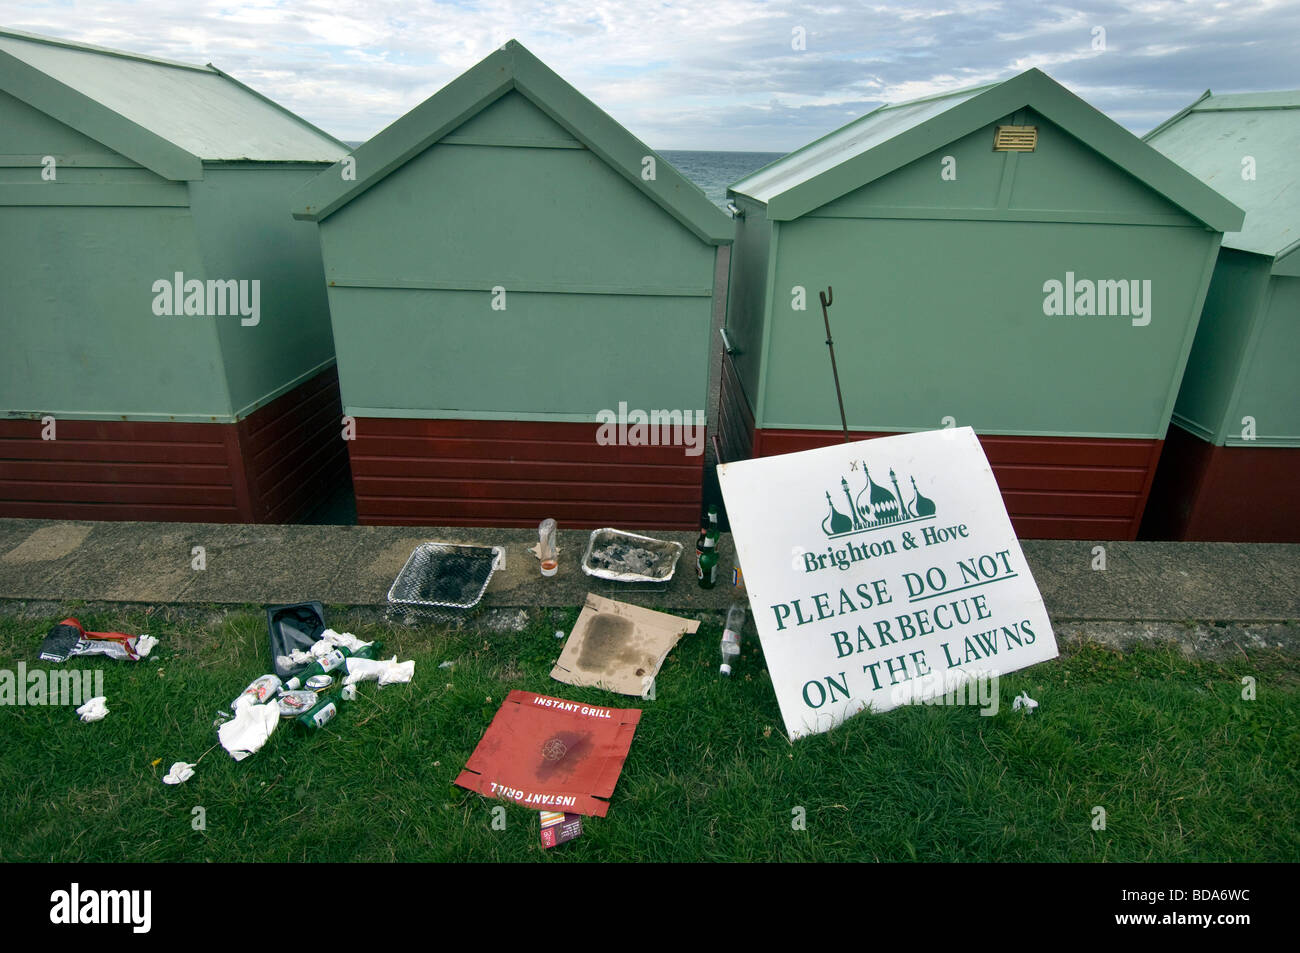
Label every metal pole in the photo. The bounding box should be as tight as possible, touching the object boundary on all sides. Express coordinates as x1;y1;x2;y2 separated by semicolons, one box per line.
819;287;850;443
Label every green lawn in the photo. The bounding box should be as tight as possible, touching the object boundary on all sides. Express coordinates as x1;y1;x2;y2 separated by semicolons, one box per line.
0;607;1296;862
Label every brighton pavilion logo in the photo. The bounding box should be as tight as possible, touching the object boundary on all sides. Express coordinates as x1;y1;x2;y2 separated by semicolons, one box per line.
821;461;936;538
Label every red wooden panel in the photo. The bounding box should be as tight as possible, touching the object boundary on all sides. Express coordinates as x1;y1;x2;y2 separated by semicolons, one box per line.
357;498;698;528
353;476;700;504
244;372;343;459
352;432;696;466
349;455;702;486
0;459;231;486
750;427;1161;540
0;369;345;524
1011;515;1134;540
349;415;704;529
1001;490;1137;518
0;417;242;522
235;366;347;524
0;478;236;507
0;500;241;522
992;463;1148;493
1141;425;1300;542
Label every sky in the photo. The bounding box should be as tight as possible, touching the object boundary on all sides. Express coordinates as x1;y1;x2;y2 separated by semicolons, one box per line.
1;0;1297;151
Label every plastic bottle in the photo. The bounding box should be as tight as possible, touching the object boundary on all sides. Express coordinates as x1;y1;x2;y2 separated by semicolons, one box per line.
539;518;558;577
719;603;745;676
697;532;718;589
284;641;382;690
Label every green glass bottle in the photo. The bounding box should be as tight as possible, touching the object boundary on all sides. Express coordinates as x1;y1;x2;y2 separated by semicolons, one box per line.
697;532;718;589
296;693;341;729
285;641;382;690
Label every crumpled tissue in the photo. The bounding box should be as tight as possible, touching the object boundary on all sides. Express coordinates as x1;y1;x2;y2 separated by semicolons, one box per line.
343;655;415;688
76;696;109;722
163;761;196;785
277;628;374;670
1013;691;1039;713
219;699;279;760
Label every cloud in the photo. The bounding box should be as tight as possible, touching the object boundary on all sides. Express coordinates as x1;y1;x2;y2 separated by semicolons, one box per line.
2;0;1297;150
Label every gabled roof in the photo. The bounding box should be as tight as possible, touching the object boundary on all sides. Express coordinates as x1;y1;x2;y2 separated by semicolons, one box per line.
1145;89;1300;262
0;28;347;180
730;67;1245;232
291;40;731;244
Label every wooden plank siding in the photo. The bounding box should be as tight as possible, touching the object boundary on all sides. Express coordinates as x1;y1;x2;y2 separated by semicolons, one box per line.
716;353;755;465
0;367;345;523
750;428;1164;540
348;417;705;528
1140;423;1300;542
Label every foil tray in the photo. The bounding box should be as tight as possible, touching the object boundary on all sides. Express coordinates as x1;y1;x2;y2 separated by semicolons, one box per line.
581;529;683;583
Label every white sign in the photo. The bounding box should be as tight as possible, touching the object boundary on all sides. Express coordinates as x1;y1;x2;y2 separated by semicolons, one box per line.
718;427;1057;740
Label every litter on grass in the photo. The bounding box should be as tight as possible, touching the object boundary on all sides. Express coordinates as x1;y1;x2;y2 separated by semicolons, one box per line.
266;602;326;679
1013;691;1040;713
219;700;279;761
275;628;374;673
455;689;641;818
540;810;583;848
40;618;157;663
343;655;415;687
76;696;108;722
163;762;195;785
551;593;699;696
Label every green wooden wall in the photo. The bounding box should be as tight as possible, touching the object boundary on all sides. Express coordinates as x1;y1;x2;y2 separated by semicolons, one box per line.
188;166;338;419
316;91;718;420
0;89;336;422
1170;248;1274;445
722;194;773;409
738;110;1222;439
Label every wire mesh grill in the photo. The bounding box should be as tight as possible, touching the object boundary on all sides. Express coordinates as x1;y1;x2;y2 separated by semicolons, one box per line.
387;543;502;613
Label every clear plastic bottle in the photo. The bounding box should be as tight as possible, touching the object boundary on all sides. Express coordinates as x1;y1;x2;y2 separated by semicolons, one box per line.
539;518;558;577
719;603;745;675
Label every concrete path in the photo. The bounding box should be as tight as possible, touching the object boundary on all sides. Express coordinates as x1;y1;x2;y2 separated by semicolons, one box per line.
0;518;1295;656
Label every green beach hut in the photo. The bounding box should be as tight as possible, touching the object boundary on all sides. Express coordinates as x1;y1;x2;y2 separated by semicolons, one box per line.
0;29;348;523
293;40;732;528
718;67;1244;540
1141;91;1300;541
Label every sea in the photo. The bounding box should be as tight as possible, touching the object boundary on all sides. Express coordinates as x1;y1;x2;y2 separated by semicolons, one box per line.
661;150;785;207
341;143;782;208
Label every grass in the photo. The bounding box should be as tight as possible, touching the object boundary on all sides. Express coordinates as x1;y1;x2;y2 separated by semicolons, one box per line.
0;606;1296;862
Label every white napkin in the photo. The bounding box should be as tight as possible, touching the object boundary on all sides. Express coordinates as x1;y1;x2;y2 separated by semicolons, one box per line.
219;700;279;760
163;761;196;785
76;696;109;722
343;655;415;687
1013;691;1039;714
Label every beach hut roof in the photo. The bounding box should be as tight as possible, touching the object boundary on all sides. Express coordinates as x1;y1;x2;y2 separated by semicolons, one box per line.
291;40;732;244
1145;89;1300;264
0;28;347;180
730;67;1244;233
